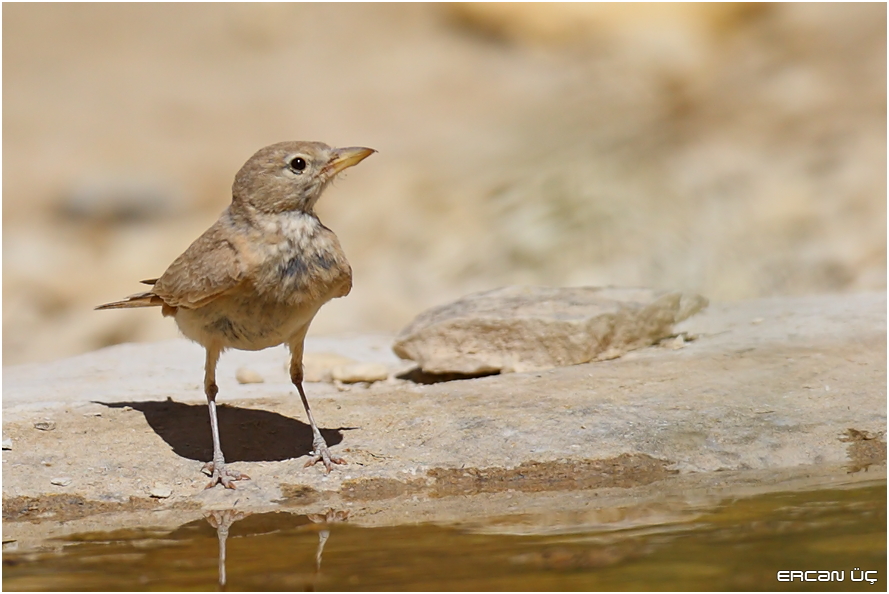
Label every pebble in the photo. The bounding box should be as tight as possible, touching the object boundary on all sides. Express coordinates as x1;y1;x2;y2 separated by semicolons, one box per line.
149;484;173;498
303;353;359;383
50;477;72;486
235;367;264;384
34;421;56;431
332;363;390;384
1;438;11;450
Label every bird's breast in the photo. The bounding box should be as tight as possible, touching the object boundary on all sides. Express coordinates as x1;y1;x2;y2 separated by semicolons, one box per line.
252;212;352;305
174;212;353;352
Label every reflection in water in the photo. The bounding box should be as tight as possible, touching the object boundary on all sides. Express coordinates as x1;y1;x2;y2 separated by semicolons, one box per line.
204;509;251;588
2;483;885;590
203;507;349;589
306;510;350;578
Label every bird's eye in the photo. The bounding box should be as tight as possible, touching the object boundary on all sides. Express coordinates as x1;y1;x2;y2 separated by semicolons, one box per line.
289;157;307;172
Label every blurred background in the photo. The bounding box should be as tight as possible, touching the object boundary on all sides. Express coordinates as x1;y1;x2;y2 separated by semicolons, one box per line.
3;3;886;365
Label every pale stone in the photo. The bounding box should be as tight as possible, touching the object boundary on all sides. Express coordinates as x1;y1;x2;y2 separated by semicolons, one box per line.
303;353;359;383
50;477;72;487
235;367;264;384
393;286;708;374
332;363;390;384
149;484;173;499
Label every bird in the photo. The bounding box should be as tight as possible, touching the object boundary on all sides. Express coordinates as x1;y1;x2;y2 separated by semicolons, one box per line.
96;141;375;488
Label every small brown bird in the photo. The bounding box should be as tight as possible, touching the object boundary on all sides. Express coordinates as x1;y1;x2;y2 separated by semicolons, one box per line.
97;141;375;488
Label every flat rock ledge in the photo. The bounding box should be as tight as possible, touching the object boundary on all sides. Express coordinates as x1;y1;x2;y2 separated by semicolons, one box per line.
1;291;885;548
393;286;708;374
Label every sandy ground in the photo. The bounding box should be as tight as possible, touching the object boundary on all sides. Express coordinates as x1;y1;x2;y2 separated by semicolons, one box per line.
3;3;886;365
3;292;885;547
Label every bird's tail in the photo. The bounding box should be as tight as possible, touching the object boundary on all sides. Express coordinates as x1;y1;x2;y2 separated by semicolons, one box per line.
95;291;165;310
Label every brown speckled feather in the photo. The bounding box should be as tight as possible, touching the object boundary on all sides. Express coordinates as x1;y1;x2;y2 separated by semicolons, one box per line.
151;218;247;310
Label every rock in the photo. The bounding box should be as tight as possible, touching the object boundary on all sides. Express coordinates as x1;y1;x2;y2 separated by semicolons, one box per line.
2;438;11;450
393;286;708;374
235;367;264;384
50;477;72;487
665;334;686;350
0;293;885;533
446;4;760;49
33;421;56;432
56;175;180;223
303;353;359;383
331;363;390;384
149;484;173;499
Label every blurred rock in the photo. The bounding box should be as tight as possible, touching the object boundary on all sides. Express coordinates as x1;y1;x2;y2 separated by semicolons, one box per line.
393;287;708;374
331;362;390;384
235;367;264;384
446;3;767;71
302;353;359;383
56;175;181;224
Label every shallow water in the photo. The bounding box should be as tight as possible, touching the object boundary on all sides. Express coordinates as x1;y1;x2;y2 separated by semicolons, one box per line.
3;482;885;591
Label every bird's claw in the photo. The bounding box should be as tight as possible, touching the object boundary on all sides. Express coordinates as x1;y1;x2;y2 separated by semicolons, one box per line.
202;461;250;489
305;443;346;473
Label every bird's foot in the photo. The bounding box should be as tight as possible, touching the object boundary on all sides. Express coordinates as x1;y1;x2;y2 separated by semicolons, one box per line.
305;438;346;473
202;461;250;489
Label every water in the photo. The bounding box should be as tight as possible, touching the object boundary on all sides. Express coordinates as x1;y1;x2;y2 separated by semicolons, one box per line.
4;482;885;591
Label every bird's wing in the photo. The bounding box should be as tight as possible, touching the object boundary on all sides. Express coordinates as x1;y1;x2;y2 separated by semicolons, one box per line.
152;221;249;309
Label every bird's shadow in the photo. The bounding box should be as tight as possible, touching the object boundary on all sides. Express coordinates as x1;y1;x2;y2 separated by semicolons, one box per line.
94;399;346;463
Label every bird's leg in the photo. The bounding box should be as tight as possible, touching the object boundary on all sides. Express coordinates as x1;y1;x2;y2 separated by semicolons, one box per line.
296;380;346;472
201;346;249;489
290;342;345;472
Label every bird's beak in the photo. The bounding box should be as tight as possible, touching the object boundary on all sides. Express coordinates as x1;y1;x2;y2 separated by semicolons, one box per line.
325;147;376;177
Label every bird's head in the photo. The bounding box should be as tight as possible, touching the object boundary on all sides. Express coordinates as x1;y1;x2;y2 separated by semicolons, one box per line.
232;141;375;214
